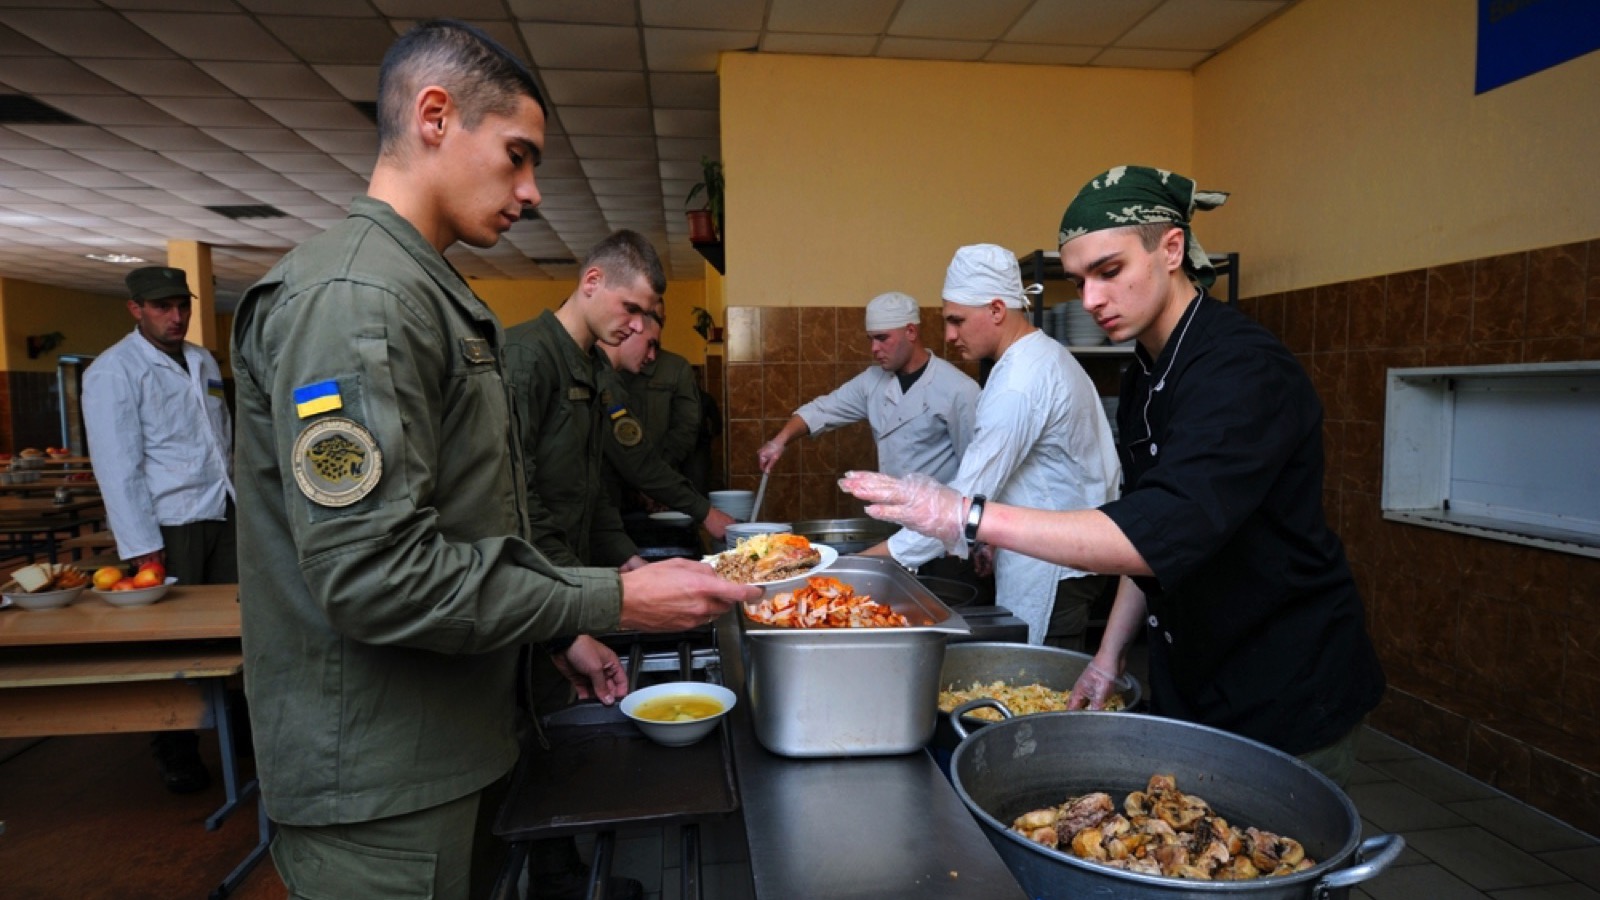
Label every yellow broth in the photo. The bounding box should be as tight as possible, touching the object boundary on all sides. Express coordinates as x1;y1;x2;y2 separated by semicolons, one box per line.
634;694;723;723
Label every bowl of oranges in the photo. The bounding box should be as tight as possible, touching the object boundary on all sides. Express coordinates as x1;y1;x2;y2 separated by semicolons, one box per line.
91;562;175;607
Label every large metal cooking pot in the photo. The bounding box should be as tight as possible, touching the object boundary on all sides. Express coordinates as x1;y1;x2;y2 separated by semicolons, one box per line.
948;709;1403;899
788;518;897;554
931;642;1143;754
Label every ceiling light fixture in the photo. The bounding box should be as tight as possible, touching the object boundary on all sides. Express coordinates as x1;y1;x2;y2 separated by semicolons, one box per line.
86;253;147;265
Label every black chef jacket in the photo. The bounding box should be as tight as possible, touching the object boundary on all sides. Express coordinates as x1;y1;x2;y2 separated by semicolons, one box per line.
1101;293;1385;756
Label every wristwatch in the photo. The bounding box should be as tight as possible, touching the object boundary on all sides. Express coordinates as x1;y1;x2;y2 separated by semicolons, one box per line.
964;494;988;544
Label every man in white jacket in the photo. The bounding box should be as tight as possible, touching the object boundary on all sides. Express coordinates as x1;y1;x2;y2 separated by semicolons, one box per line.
863;245;1121;646
84;265;236;793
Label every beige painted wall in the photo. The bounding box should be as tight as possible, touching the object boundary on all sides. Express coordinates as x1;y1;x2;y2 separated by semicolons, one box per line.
720;54;1193;309
1195;0;1600;295
0;278;133;372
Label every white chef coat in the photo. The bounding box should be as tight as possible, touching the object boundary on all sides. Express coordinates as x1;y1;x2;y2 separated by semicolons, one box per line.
83;329;234;561
796;355;979;484
889;331;1120;643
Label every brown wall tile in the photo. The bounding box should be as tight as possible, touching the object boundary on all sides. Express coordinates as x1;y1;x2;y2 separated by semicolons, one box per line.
1347;277;1386;348
1526;242;1586;340
798;307;840;363
1426;261;1473;347
761;362;800;420
1313;281;1350;352
1281;288;1315;353
1384;268;1427;349
1587;238;1600;337
761;307;800;363
1472;251;1529;343
724;363;762;421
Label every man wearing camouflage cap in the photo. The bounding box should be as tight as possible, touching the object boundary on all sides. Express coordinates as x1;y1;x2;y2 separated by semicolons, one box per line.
843;166;1384;786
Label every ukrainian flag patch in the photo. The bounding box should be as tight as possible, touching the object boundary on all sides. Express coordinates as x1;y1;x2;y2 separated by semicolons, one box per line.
293;380;343;418
608;404;629;420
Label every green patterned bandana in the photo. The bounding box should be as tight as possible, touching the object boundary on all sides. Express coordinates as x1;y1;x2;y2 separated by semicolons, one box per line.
1057;165;1229;287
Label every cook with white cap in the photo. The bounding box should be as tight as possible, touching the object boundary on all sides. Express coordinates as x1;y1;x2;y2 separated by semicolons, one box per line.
758;290;979;486
854;244;1122;648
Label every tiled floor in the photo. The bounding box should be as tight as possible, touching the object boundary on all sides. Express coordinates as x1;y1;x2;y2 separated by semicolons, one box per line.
587;726;1600;900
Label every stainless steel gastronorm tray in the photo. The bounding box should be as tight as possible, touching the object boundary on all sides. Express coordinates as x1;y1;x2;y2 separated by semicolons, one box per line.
738;556;970;757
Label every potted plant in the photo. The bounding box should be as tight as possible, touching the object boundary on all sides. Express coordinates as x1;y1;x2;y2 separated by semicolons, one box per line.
684;156;723;244
690;306;722;343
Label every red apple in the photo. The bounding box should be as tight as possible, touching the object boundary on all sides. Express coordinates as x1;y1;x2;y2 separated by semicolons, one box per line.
131;568;163;589
136;560;166;582
112;578;139;591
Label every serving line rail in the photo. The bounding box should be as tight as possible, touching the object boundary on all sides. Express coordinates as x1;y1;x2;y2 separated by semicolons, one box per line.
0;584;270;898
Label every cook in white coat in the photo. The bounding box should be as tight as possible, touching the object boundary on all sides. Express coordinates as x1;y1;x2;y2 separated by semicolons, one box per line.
861;246;1121;646
81;265;236;795
758;291;979;484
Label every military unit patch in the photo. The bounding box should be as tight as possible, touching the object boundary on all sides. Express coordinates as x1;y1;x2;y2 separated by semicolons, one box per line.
292;417;383;507
612;416;643;447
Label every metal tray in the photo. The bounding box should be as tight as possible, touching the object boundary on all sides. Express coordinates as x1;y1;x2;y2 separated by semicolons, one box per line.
738;556;970;757
494;700;739;840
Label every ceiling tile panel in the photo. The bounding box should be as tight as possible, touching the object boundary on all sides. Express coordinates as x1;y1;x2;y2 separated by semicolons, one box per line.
44;169;147;189
297;130;376;155
249;151;350;173
509;0;637;25
102;0;242;11
374;0;506;18
259;16;400;64
160;150;271;172
580;159;658;179
0;148;92;169
196;61;343;100
34;95;185;126
759;33;877;56
589;177;663;196
539;70;649;107
0;22;51;55
642;28;758;71
148;97;279;127
567;135;656;160
559;106;654;137
124;12;296;62
640;0;764;30
519;23;642;70
250;99;372;130
767;0;897;35
78;58;233;97
655;135;718;161
202;127;320;153
106;125;232;151
648;71;718;109
888;0;1033;41
985;42;1099;65
70;149;188;171
876;36;991;61
310;64;381;101
9;125;142;151
1093;47;1211;68
0;9;176;57
236;0;376;15
0;57;121;94
1004;0;1165;45
653;108;717;137
1118;0;1285;51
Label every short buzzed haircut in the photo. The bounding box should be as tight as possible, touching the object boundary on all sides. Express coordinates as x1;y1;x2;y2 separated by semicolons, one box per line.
583;230;668;297
376;19;546;157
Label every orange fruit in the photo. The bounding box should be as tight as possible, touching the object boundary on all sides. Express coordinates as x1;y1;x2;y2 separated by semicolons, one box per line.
92;567;123;591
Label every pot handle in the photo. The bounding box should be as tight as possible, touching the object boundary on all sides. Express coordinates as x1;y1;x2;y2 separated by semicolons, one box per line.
948;698;1014;741
1313;834;1406;898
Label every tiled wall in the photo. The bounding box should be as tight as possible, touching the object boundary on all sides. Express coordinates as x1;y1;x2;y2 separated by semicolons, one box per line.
1238;239;1600;834
718;241;1599;833
720;305;978;521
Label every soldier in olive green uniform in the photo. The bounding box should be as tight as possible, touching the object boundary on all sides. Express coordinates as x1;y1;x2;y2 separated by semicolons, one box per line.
600;317;734;538
621;342;701;481
230;22;755;900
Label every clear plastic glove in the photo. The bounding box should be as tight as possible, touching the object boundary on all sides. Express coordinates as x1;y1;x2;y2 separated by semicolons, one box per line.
838;470;966;555
757;439;786;473
1068;659;1126;711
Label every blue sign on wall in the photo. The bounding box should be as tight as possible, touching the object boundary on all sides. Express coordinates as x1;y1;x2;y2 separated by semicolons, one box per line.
1477;0;1600;94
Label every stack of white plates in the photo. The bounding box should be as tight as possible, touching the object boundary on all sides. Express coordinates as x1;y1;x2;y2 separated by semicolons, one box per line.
708;490;754;521
1062;301;1105;347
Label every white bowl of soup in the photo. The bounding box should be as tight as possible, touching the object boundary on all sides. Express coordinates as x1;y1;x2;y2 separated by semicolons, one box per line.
620;681;737;748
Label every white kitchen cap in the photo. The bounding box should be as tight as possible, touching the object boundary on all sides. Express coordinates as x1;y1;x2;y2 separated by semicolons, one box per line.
942;243;1040;309
863;291;920;331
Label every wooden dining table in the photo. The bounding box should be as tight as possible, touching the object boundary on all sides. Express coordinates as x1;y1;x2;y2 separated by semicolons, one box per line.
0;583;268;896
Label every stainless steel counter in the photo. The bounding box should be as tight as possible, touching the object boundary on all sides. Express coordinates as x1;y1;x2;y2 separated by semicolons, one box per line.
715;616;1027;899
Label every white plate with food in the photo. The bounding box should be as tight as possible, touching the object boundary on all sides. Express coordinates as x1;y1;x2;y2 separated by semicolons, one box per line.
2;562;91;610
703;533;838;586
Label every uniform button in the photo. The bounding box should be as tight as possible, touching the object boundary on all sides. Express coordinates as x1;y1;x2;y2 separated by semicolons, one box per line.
1165;632;1174;644
1147;615;1159;628
1150;443;1158;456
